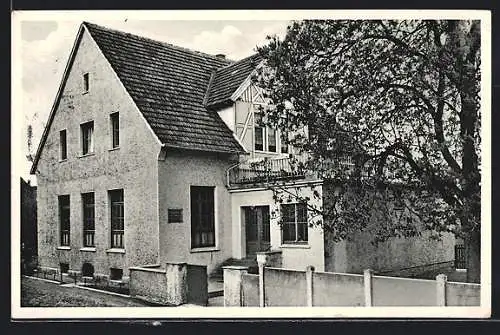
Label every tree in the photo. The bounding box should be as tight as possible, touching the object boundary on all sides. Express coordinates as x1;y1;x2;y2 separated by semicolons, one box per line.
255;20;481;282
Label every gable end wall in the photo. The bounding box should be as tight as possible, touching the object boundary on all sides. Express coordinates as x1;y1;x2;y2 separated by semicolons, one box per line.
35;29;162;277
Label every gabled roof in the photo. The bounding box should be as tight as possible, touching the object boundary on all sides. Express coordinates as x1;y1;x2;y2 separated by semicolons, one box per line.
30;22;253;175
84;22;245;154
205;53;262;108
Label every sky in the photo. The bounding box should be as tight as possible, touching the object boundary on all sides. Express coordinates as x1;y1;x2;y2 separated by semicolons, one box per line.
16;15;290;184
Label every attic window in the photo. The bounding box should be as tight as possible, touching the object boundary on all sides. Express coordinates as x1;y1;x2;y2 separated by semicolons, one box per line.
83;73;90;93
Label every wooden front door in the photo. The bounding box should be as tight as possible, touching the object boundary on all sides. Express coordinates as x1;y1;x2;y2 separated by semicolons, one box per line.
244;206;271;257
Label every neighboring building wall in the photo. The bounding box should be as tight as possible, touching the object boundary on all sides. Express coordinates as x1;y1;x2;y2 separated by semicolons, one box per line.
323;184;456;274
21;178;38;269
230;182;325;272
157;149;237;274
35;29;162;278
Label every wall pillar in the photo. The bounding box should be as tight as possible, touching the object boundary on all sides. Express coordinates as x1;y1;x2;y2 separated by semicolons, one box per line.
364;269;373;307
436;274;447;306
223;266;248;307
257;253;267;307
165;262;187;306
306;265;315;307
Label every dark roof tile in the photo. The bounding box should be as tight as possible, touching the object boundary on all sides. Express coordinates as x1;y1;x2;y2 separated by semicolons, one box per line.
206;53;262;108
84;22;245;154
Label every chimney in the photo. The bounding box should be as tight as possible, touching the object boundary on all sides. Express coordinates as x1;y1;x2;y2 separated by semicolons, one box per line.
215;53;226;59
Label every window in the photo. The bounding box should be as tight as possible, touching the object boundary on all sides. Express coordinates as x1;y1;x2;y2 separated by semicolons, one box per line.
58;195;70;246
281;132;289;154
190;186;215;248
268;128;277;152
254;113;264;151
109;189;124;248
82;192;95;247
254;111;280;153
81;262;94;277
81;121;94;155
110;268;123;281
59;130;67;160
281;203;308;244
60;263;69;274
110;112;119;148
83;73;89;93
168;209;183;223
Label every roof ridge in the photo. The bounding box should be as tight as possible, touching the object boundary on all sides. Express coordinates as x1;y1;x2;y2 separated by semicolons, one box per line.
82;21;234;66
215;52;261;72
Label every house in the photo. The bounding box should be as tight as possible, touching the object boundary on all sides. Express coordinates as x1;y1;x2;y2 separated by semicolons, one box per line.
21;177;37;274
30;22;455;283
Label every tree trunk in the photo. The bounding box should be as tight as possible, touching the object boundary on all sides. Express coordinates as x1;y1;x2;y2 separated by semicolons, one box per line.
465;228;481;283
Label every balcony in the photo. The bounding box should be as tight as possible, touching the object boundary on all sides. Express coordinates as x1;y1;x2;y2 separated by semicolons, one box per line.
226;154;374;188
227;155;308;188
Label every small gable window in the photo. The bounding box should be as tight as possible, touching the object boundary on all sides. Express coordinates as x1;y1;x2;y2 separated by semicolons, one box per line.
59;129;67;160
83;73;89;93
110;112;119;148
81;121;94;155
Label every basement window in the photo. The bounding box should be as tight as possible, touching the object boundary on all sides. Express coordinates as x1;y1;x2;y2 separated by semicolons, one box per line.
81;262;94;277
110;268;123;281
59;263;69;274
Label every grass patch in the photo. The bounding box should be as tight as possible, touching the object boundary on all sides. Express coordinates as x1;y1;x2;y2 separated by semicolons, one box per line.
21;277;149;307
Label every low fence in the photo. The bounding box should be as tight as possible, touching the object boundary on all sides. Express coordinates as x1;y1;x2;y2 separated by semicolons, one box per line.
129;262;208;306
224;254;481;307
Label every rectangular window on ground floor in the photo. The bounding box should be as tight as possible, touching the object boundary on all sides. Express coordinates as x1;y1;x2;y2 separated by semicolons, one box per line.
82;192;95;247
109;189;124;249
58;195;70;246
281;202;308;244
190;186;215;248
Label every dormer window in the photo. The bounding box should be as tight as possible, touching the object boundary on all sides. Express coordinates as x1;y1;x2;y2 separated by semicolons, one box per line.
83;73;89;93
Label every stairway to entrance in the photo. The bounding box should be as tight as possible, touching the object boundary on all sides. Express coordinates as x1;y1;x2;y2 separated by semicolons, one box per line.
209;257;259;283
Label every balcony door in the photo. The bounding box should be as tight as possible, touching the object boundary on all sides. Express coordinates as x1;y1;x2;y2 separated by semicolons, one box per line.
244;206;270;257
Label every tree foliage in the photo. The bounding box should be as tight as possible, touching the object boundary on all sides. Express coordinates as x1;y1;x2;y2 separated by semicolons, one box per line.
255;20;481;281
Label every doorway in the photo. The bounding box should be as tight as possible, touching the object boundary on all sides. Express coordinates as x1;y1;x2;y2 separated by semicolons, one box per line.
243;206;271;257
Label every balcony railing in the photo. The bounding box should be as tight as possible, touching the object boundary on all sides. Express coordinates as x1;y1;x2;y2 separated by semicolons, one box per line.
227;155;308;187
226;154;380;188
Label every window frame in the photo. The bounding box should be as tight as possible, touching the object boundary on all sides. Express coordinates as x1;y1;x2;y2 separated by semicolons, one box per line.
59;129;67;160
58;195;70;247
109;189;124;249
253;110;282;154
281;202;308;244
82;192;95;247
110;112;120;149
80;121;94;156
83;73;89;93
190;186;216;249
